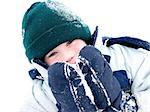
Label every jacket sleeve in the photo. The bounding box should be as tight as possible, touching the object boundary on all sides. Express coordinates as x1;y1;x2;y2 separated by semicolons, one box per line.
19;92;49;112
121;46;150;112
19;79;58;112
104;44;150;112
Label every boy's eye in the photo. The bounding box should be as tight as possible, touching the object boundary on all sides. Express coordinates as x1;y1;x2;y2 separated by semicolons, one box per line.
48;52;57;58
66;40;73;46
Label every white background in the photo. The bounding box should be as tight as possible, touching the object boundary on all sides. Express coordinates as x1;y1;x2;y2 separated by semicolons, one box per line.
0;0;150;111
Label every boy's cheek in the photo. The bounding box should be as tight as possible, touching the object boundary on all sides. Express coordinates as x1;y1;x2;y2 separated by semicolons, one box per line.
48;59;67;66
45;58;60;66
48;61;61;66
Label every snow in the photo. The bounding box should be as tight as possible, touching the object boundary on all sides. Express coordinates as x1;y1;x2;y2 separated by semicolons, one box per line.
0;0;150;112
46;1;81;22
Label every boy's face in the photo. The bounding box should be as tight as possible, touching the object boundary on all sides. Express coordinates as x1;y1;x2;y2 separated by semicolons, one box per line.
44;39;87;65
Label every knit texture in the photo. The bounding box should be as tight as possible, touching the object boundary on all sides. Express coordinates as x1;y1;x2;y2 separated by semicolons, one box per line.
22;1;92;61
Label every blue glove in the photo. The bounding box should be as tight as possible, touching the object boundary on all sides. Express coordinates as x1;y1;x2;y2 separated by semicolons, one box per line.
77;46;122;111
48;62;97;112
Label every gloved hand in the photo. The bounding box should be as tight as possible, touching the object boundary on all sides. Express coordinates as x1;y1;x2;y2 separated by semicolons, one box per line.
48;62;97;112
77;46;122;111
47;46;122;112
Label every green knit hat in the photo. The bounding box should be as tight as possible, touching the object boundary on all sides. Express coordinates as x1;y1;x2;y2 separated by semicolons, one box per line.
22;1;92;62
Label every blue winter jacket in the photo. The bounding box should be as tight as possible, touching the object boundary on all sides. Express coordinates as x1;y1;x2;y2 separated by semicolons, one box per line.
20;36;150;112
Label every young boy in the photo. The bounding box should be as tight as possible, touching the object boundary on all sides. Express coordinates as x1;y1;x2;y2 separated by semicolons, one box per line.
21;1;150;112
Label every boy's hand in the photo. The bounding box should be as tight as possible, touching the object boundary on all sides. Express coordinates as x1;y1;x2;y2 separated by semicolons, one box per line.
48;62;97;112
47;46;138;111
77;46;122;111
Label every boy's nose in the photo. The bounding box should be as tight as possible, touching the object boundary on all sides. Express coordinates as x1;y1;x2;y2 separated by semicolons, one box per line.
63;49;76;64
66;56;76;64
